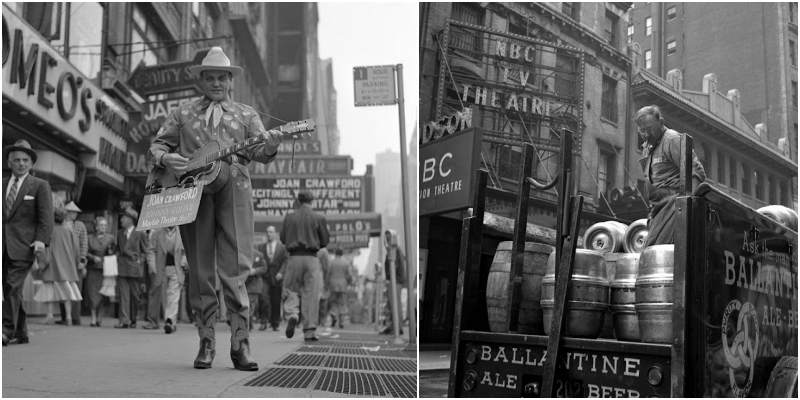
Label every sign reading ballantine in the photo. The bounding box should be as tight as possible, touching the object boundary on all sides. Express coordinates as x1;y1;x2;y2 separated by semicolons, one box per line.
419;128;483;217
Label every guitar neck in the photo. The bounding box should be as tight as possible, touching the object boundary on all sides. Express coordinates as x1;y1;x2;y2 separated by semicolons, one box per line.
204;119;314;164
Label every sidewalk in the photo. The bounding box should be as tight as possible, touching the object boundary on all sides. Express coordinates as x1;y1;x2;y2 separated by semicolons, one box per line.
419;350;450;398
2;317;415;397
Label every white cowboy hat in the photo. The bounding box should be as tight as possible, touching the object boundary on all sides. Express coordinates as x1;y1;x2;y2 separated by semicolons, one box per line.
188;47;244;79
64;201;82;213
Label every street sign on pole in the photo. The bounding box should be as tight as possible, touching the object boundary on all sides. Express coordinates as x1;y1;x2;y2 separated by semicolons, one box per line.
353;65;397;106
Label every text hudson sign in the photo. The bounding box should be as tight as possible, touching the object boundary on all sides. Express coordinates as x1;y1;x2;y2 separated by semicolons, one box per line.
419;128;482;217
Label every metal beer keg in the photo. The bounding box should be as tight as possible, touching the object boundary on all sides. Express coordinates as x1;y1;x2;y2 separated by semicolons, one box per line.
609;253;641;341
757;205;798;231
583;221;628;254
486;242;553;334
623;219;649;253
610;253;640;307
541;249;609;338
635;245;674;344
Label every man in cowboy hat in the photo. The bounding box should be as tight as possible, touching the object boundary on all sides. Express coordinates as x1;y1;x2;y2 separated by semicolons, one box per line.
2;140;54;346
115;207;151;329
148;47;283;370
58;201;88;326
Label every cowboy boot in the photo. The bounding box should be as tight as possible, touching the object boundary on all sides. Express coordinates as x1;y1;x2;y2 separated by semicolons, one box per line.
194;312;216;369
229;313;258;371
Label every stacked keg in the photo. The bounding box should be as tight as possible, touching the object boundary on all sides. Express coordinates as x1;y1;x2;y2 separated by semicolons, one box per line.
578;220;651;341
486;242;554;334
634;244;675;343
583;221;628;338
609;253;641;341
541;249;609;338
757;205;798;231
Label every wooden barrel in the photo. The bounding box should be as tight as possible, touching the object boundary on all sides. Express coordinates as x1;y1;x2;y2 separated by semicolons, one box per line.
765;356;798;397
623;219;649;253
541;249;609;338
583;222;628;254
757;205;798;231
486;242;554;334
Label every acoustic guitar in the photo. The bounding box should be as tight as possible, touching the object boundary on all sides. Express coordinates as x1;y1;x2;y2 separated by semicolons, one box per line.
145;119;315;194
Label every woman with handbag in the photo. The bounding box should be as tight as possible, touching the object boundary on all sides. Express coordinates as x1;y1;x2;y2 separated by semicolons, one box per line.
33;205;83;325
86;216;116;327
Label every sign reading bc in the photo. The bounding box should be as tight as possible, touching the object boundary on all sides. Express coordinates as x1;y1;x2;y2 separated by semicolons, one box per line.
419;128;483;217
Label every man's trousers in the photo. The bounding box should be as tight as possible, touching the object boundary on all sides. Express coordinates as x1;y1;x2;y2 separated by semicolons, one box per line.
164;265;184;323
117;276;142;325
2;250;33;340
282;255;322;338
261;284;282;328
179;162;253;330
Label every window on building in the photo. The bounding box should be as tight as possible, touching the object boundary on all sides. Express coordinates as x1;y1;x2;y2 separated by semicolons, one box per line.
791;40;797;67
555;51;578;97
129;5;173;72
667;6;677;21
645;50;652;69
67;3;104;81
794;81;798;107
601;76;618;122
22;3;64;40
790;3;796;24
717;150;726;185
628;25;634;43
667;40;677;56
498;145;524;181
755;170;764;201
742;164;751;195
645;17;652;36
605;10;619;47
729;157;737;190
451;3;484;54
780;181;789;206
562;2;580;21
598;148;616;205
769;176;777;204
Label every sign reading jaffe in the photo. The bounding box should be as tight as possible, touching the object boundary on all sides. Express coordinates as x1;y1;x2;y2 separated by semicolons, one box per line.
419;128;483;217
353;65;396;106
136;183;205;231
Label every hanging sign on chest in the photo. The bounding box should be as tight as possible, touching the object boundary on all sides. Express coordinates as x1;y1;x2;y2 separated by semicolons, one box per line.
136;183;205;231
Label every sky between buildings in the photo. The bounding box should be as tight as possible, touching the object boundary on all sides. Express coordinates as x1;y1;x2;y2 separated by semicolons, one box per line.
318;2;419;175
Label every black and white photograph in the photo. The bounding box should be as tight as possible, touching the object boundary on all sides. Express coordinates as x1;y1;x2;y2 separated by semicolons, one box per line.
2;1;417;397
419;2;797;398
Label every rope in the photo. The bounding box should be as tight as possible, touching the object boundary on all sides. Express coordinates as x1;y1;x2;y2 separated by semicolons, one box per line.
500;113;559;196
433;34;466;110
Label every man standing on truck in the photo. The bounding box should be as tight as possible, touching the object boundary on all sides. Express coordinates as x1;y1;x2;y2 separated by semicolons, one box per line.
636;105;706;246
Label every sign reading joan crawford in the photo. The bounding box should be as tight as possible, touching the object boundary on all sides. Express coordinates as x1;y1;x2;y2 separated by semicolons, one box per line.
419;127;483;217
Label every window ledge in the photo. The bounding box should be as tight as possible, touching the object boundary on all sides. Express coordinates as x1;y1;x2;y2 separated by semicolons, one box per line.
600;116;619;128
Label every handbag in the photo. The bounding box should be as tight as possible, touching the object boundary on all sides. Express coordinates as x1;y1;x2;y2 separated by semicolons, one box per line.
103;255;118;277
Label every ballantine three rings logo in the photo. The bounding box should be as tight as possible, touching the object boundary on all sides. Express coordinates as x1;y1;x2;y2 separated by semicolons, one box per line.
721;300;760;398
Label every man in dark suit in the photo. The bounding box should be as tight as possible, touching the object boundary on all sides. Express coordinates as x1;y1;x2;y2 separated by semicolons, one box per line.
2;140;53;346
258;225;287;331
115;208;151;329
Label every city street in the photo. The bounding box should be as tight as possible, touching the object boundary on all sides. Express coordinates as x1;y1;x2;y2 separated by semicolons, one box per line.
3;317;415;398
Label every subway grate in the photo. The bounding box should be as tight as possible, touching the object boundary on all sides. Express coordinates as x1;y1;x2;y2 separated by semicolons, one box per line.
381;374;417;398
244;367;316;388
371;358;417;373
275;353;325;367
325;355;374;371
314;370;388;397
296;346;331;353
